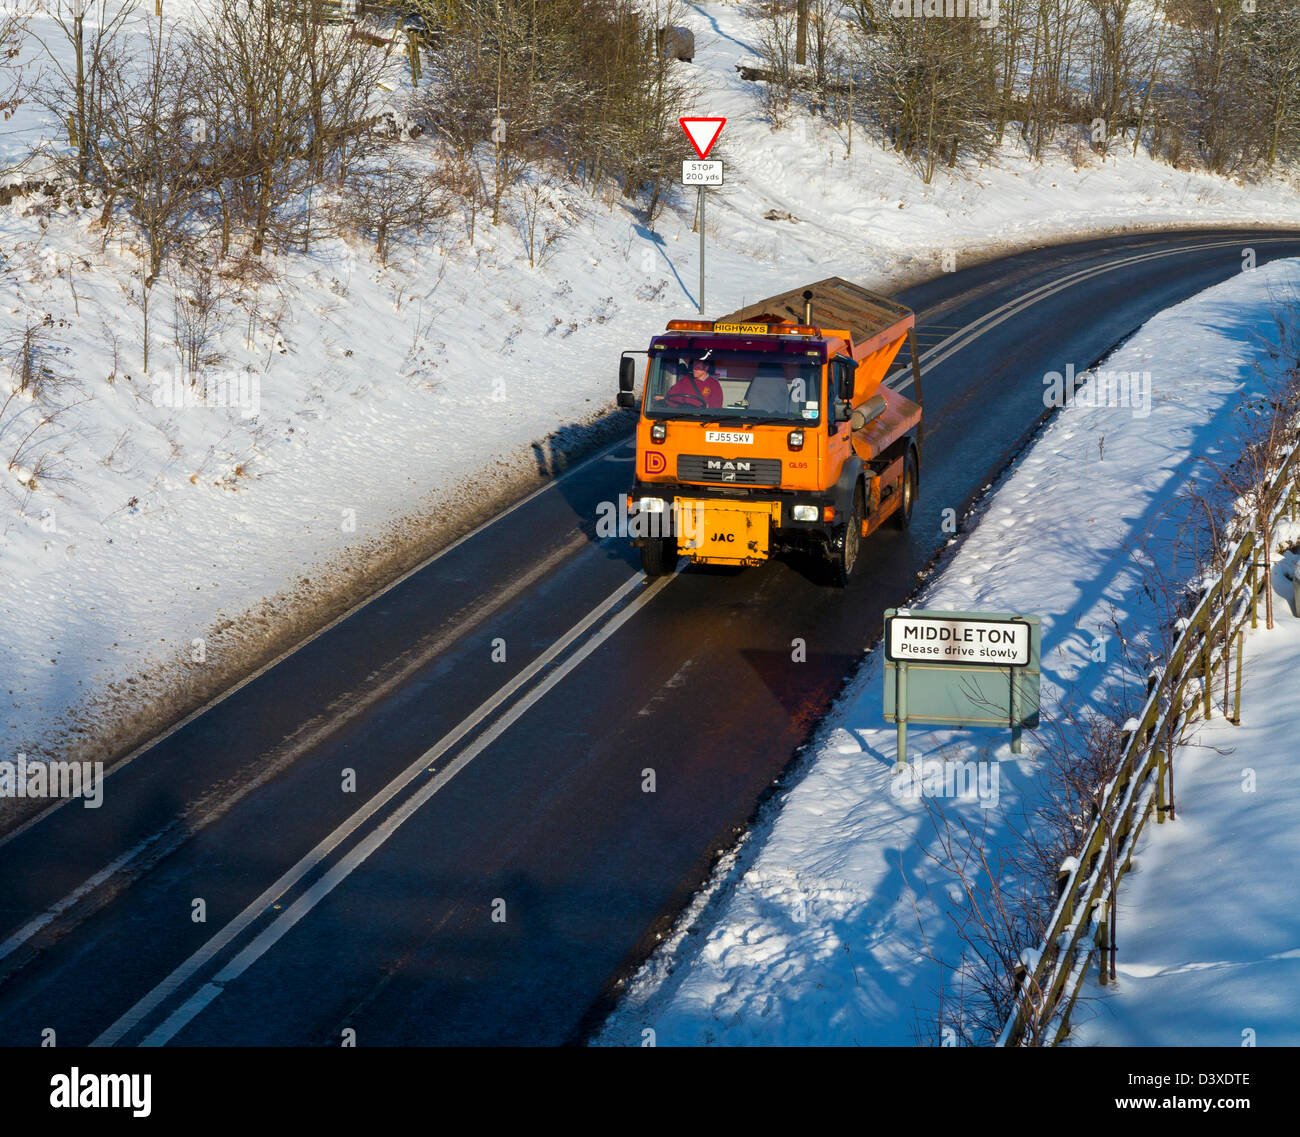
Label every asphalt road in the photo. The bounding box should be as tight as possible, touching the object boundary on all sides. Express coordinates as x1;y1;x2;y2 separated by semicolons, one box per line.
2;228;1297;1046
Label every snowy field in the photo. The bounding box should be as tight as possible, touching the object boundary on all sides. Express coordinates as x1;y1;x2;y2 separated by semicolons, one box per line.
4;2;1300;783
596;257;1300;1047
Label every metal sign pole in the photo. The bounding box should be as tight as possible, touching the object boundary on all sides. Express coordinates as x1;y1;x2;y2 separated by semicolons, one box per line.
896;660;908;769
1010;667;1022;754
698;186;706;316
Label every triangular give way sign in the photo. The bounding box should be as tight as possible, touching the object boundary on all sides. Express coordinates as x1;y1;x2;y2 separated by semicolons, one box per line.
679;117;725;159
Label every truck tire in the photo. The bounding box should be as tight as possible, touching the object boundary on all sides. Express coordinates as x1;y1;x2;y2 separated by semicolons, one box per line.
830;485;863;587
640;536;677;576
893;449;917;530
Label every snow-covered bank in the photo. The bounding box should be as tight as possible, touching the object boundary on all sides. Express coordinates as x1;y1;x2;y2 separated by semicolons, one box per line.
5;0;1300;801
1067;537;1300;1048
596;257;1300;1047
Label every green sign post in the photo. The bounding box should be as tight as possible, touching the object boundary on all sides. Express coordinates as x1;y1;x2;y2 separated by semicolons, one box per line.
883;609;1042;768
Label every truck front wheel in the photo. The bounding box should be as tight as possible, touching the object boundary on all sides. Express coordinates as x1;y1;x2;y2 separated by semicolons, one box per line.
640;536;677;576
830;486;863;587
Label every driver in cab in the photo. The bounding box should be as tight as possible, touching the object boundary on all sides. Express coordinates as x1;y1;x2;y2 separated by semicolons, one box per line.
664;356;723;409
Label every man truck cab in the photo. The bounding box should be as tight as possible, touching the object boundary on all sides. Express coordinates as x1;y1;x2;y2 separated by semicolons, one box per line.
616;277;923;586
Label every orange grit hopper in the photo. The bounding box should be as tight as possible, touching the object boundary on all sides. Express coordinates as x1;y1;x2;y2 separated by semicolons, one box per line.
616;277;923;586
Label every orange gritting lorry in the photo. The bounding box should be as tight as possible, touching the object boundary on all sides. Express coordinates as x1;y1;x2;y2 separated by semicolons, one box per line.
616;277;923;586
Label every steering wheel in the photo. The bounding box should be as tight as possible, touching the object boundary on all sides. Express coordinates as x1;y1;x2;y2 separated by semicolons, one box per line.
665;391;708;408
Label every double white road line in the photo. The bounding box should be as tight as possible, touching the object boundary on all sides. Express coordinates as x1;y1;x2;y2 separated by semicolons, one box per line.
96;571;674;1046
886;236;1271;394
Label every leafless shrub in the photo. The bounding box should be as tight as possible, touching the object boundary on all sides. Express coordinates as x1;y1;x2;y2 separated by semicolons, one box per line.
435;147;484;244
755;2;800;128
4;316;78;403
169;257;232;379
847;4;996;182
1;317;81;496
94;20;205;371
340;156;452;266
1;10;32;179
419;0;695;230
186;0;397;258
914;801;1051;1046
511;175;567;268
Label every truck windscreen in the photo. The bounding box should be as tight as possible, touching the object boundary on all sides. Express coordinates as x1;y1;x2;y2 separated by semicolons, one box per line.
645;349;821;423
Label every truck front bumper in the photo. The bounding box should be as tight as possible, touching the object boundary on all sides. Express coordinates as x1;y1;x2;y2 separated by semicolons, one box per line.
628;483;838;566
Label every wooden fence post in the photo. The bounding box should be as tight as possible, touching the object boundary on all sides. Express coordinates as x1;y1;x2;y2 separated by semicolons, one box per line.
1164;707;1177;822
1251;558;1259;629
1095;902;1109;985
1201;623;1212;719
1220;568;1231;717
1231;631;1244;725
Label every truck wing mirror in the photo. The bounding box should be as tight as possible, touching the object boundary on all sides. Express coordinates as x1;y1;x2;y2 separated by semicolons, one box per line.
619;357;636;392
617;391;637;409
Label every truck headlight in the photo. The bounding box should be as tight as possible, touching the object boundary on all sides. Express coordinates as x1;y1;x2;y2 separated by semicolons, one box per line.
792;504;820;522
787;430;804;450
637;497;667;513
650;422;667;443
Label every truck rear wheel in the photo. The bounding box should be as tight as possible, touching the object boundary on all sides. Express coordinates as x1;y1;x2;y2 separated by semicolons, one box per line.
893;450;917;530
640;536;677;576
830;486;863;588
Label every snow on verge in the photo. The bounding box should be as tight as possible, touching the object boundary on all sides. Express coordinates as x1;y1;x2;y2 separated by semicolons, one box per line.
1068;526;1300;1047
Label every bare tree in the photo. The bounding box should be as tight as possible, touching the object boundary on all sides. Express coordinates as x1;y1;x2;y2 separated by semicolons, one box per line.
188;0;391;256
32;0;138;187
1163;0;1258;174
422;0;690;229
1244;1;1300;168
849;3;997;182
603;0;696;226
294;1;397;187
1084;0;1157;154
95;20;203;370
756;1;802;127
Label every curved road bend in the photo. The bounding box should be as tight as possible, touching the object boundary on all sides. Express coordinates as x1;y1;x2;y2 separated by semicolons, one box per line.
0;228;1297;1045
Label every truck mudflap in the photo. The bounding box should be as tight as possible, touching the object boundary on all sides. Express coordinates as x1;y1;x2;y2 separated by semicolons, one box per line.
829;454;863;524
863;454;905;536
677;498;782;567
